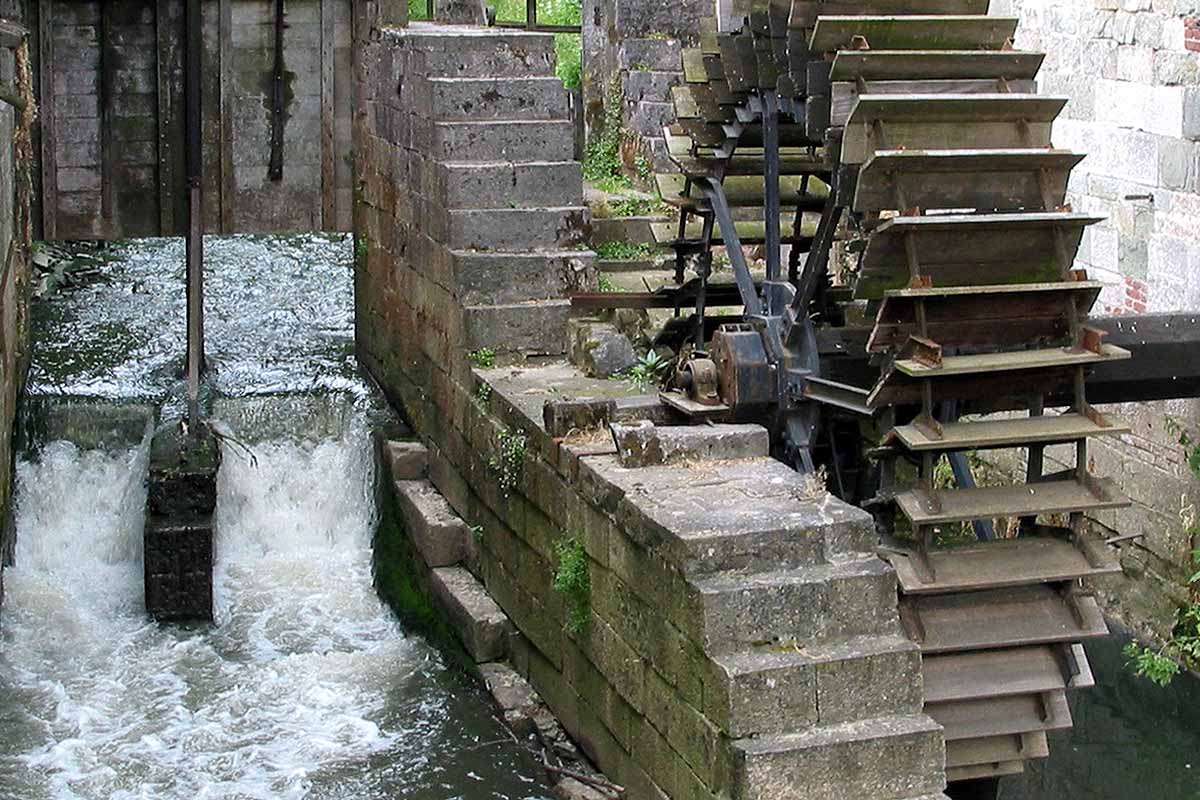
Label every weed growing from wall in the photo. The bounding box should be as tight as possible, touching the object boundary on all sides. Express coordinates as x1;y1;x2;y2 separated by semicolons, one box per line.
583;78;631;193
1125;417;1200;685
489;428;527;497
595;241;653;260
469;348;496;369
553;536;590;634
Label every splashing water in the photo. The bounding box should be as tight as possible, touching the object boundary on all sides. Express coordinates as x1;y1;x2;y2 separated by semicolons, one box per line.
0;420;550;800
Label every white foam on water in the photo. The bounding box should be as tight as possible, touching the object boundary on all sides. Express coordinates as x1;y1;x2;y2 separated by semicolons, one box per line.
0;420;438;800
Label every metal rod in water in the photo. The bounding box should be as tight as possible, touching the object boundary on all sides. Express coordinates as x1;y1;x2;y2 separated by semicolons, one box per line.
185;0;203;426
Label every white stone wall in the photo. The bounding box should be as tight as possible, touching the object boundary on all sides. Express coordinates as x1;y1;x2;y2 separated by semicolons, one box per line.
995;0;1200;314
993;0;1200;639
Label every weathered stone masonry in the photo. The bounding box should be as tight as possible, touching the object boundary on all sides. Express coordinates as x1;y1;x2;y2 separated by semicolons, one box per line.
990;0;1200;641
353;18;947;799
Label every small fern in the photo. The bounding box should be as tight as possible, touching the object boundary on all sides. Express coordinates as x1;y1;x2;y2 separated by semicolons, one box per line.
553;537;590;634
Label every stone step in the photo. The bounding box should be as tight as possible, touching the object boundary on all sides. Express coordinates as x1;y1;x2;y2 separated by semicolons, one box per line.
429;566;513;662
709;634;923;738
622;70;682;104
610;420;770;467
597;455;876;575
429;76;571;121
732;714;945;800
451;249;596;306
433;161;583;209
382;440;428;480
590;215;665;246
463;300;571;355
432;120;575;162
618;38;684;72
434;206;590;251
394;478;472;568
686;556;900;651
413;29;558;78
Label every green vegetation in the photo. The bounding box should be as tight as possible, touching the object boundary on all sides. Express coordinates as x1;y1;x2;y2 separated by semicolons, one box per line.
488;428;527;497
583;78;632;193
468;347;496;368
475;382;492;409
595;241;653;260
1125;418;1200;685
596;274;616;292
622;351;670;393
552;536;590;634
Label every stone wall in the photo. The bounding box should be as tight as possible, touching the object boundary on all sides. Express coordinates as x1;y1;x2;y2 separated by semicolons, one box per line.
354;20;945;800
581;0;708;171
990;0;1200;640
0;30;32;611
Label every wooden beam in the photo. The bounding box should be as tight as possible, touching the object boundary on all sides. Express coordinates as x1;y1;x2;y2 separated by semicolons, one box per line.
320;0;335;230
156;0;174;234
218;0;232;233
98;0;114;231
36;0;55;240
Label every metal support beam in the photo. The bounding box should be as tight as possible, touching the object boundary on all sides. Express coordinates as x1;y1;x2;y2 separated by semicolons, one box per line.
185;0;204;428
700;177;763;317
762;92;782;303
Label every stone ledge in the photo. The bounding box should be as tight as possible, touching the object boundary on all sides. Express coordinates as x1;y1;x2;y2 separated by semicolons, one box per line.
429;566;513;662
394;478;472;568
383;440;428;480
610;420;769;467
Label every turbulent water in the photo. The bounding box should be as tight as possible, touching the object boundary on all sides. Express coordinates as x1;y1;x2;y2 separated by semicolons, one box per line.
0;419;550;800
27;235;363;402
2;234;549;800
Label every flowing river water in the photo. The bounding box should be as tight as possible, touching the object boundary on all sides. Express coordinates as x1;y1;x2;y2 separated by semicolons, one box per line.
0;236;551;800
2;235;1198;799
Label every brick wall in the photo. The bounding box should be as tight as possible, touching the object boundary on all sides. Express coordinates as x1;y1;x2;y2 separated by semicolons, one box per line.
993;0;1200;639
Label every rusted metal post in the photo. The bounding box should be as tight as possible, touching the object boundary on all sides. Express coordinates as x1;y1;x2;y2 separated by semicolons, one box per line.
184;0;203;428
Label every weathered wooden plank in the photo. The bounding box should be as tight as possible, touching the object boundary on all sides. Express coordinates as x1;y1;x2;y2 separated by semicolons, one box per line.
809;16;1019;53
831;78;1037;126
320;0;334;230
890;411;1128;452
928;690;1073;742
924;647;1077;705
651;215;817;246
38;0;59;240
854;148;1082;212
155;0;173;232
831;49;1045;82
656;172;829;209
946;731;1049;770
893;343;1130;379
789;0;990;30
867;280;1103;351
218;0;232;232
856;212;1099;298
883;531;1122;594
895;477;1129;526
901;584;1110;654
683;47;707;83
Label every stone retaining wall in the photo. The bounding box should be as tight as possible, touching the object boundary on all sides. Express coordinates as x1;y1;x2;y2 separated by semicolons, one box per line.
991;0;1200;641
354;20;946;799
